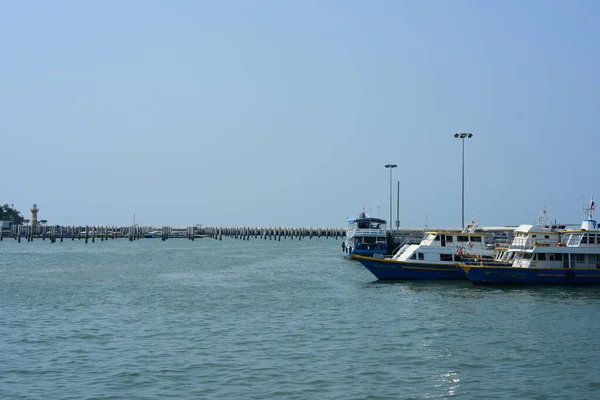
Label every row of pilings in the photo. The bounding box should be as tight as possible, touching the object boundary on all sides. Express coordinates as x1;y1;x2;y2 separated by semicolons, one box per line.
203;226;345;241
0;225;345;243
1;225;205;243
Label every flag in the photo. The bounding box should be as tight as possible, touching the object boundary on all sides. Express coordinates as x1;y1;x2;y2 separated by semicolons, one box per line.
456;246;464;256
592;197;596;211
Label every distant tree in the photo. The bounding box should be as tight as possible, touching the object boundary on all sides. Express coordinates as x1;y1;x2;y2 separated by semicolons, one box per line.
0;204;26;225
40;219;48;224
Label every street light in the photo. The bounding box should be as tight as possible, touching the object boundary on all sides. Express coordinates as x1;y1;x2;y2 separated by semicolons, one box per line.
453;133;473;229
385;164;397;233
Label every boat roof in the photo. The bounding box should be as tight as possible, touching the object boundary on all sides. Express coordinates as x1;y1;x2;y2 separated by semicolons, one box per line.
562;219;600;233
347;217;386;224
425;231;489;237
514;224;557;234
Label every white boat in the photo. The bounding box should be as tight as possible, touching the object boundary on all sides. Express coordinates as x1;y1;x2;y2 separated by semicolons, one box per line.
342;212;388;258
354;222;508;279
459;206;600;284
144;230;162;238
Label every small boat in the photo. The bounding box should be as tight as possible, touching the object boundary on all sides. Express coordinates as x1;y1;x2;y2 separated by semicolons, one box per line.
458;206;600;285
342;212;388;258
144;230;162;238
354;221;507;280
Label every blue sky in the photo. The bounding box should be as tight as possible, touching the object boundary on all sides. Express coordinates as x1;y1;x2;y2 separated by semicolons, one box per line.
2;0;599;228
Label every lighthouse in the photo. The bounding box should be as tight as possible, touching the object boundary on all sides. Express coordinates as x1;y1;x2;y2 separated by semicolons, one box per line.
31;204;39;227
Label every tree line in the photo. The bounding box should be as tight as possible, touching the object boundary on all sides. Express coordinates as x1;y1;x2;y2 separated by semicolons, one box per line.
0;204;48;225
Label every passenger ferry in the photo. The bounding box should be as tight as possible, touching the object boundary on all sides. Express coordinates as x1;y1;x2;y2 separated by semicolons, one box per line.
342;212;388;258
353;222;506;279
458;206;600;285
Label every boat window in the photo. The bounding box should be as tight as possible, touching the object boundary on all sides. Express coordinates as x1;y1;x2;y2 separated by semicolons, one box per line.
457;235;468;242
545;235;550;239
555;254;563;261
446;235;454;242
538;253;546;261
549;254;555;261
568;234;583;246
410;253;417;260
532;235;537;238
576;254;585;264
440;254;453;262
470;236;482;242
582;235;589;244
523;253;533;259
418;253;424;260
590;235;596;244
434;235;441;241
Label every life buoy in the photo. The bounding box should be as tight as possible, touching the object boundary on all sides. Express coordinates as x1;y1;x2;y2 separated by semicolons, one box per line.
467;241;474;249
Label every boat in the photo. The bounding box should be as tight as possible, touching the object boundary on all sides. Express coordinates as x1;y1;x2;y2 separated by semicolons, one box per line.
354;221;505;280
144;230;162;238
458;206;600;285
342;212;388;258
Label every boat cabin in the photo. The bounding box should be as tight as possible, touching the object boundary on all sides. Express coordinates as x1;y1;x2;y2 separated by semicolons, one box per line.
393;231;493;263
344;213;388;255
497;219;600;269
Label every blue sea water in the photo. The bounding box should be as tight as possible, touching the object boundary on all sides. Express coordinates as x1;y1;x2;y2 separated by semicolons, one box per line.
1;237;600;399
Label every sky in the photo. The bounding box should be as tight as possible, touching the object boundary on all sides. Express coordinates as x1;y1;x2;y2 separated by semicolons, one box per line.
2;0;600;228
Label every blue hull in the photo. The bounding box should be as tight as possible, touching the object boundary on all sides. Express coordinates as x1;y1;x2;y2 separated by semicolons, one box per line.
345;248;387;259
353;255;464;280
459;265;600;285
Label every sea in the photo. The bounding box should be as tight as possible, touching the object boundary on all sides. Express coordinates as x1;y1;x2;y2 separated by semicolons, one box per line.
1;237;600;400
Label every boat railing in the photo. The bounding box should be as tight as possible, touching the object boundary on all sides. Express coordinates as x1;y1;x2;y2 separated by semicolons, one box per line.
491;237;513;249
347;227;387;238
391;237;420;255
509;238;560;250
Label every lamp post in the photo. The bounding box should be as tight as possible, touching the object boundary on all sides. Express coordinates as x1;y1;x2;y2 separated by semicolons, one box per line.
384;164;397;233
453;133;473;229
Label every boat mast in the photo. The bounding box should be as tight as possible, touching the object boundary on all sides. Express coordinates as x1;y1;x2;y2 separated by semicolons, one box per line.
586;196;594;220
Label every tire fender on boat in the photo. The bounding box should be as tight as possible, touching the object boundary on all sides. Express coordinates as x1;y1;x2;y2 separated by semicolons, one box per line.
566;270;575;280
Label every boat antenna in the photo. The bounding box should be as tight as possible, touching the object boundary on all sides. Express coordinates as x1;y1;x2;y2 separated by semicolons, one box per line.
538;207;549;227
585;195;595;220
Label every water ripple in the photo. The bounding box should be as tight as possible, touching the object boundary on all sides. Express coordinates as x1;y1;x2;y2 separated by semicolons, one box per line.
1;239;600;399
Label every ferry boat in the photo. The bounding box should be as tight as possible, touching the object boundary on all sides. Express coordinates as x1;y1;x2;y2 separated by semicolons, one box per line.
354;222;505;279
458;206;600;285
342;212;388;258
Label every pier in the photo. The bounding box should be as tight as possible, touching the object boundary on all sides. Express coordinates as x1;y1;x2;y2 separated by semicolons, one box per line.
0;224;440;244
0;224;349;243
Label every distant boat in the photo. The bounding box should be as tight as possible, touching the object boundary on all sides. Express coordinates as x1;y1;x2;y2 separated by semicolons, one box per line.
342;212;388;258
458;207;600;285
354;221;507;280
144;231;162;238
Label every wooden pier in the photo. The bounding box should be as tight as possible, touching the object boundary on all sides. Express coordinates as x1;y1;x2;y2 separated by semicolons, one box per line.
0;224;350;243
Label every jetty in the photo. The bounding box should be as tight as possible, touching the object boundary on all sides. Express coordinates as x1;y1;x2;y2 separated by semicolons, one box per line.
0;224;443;244
0;224;350;243
1;223;515;252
